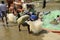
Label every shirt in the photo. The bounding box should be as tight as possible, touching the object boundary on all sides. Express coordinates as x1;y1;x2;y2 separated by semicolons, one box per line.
30;15;38;20
0;4;7;11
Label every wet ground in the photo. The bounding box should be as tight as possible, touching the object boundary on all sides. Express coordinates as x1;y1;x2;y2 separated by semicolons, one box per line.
35;2;60;12
0;19;45;40
0;19;60;40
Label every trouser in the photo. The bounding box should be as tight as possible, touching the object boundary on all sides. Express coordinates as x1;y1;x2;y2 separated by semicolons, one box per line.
43;3;46;8
17;13;21;18
1;11;8;26
18;22;31;33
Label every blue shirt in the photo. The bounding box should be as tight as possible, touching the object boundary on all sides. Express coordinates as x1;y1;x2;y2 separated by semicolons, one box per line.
30;15;38;20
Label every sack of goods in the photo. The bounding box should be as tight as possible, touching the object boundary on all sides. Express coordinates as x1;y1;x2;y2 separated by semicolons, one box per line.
17;15;30;24
27;19;43;34
7;13;17;23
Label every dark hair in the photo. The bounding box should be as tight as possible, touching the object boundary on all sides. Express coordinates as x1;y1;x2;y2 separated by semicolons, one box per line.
19;5;23;9
54;19;56;20
26;4;34;9
57;15;60;17
1;1;5;4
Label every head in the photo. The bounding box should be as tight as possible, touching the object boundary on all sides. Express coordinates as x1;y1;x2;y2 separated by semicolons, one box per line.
27;4;34;9
1;1;5;4
19;5;23;9
54;19;56;21
57;15;60;17
18;0;21;1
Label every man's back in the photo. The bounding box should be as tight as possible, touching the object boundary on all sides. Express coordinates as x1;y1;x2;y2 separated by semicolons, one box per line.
0;3;7;11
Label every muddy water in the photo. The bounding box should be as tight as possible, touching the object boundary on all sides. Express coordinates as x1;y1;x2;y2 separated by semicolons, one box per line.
0;21;44;40
0;19;60;40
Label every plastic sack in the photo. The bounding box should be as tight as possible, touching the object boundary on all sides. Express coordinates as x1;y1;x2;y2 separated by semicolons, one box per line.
17;15;29;24
27;19;43;34
7;13;17;23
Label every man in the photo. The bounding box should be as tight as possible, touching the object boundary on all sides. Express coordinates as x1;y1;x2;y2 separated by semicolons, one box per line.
0;1;8;26
43;0;46;8
6;0;14;8
17;15;31;33
56;15;60;23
